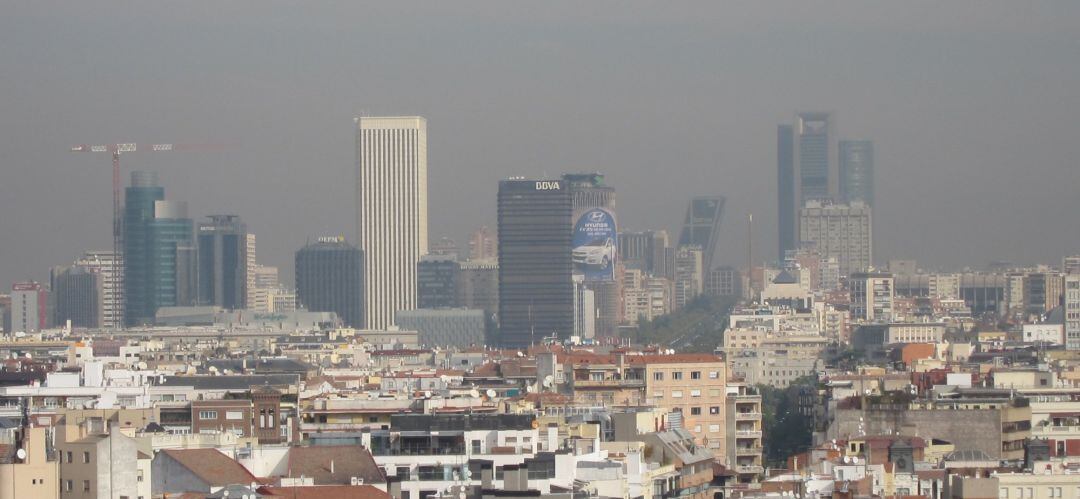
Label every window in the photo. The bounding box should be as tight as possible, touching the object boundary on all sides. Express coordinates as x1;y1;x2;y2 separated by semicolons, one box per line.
709;424;721;433
83;451;91;463
65;480;72;492
138;470;144;483
691;371;701;380
66;451;72;463
225;411;244;420
653;372;664;381
690;389;701;397
710;406;720;415
653;391;664;399
690;407;702;416
708;371;719;379
671;390;683;398
709;389;722;397
673;372;683;380
472;440;482;454
199;410;218;420
83;480;91;492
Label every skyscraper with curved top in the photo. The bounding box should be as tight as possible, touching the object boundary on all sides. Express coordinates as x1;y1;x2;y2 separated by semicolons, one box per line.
356;116;428;330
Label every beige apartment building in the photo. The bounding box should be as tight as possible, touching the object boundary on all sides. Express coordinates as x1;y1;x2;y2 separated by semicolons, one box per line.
0;427;59;499
565;353;728;457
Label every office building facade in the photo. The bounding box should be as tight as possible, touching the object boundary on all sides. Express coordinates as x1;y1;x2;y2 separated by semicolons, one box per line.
356;116;428;329
796;112;833;205
10;281;48;333
417;254;460;309
75;250;123;329
839;140;874;208
677;196;725;271
777;124;796;260
295;236;364;328
51;264;103;329
798;201;872;277
197;215;248;310
618;230;669;276
123;171;196;326
497;178;573;348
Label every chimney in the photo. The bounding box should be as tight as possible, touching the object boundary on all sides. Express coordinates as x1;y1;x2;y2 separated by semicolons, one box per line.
330;459;335;474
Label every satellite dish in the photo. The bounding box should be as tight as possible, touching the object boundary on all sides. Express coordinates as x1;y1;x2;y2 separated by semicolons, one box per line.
852;457;859;464
24;353;31;360
543;375;554;388
486;389;496;398
469;389;480;398
16;448;26;460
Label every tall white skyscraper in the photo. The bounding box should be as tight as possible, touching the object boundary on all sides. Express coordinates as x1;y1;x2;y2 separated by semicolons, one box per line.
356;116;428;329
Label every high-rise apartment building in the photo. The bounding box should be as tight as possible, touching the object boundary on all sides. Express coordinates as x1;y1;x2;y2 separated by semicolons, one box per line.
417;254;460;309
245;234;257;308
10;281;48;333
123;171;196;326
849;271;894;322
247;264;279;313
777;124;796;261
75;251;123;328
356;116;428;329
839;140;874;208
295;236;364;328
798;201;872;277
1024;271;1064;316
678;196;725;272
468;226;498;261
497;178;573;348
1065;274;1080;350
197;215;248;310
51;265;103;329
673;246;704;310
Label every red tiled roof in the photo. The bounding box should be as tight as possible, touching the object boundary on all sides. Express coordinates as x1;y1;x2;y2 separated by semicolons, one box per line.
259;485;390;499
286;446;385;485
160;449;258;487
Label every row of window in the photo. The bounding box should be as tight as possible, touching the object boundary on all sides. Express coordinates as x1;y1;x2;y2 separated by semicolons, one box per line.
653;388;723;399
64;451;91;464
652;370;720;381
670;406;722;416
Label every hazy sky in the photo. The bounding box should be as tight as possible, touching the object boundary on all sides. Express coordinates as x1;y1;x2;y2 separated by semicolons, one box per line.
2;2;1079;287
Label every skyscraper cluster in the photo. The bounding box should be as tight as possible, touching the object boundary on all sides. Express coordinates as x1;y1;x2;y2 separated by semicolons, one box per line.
777;112;875;277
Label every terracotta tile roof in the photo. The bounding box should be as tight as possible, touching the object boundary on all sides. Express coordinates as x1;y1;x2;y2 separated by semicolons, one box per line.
286;446;385;485
160;449;258;487
259;485;390;499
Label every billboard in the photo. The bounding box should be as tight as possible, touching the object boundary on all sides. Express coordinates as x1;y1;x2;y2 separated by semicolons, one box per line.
572;208;617;281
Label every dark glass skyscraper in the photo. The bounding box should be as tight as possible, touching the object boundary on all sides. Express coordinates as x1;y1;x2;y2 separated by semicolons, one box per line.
295;237;364;328
198;215;248;309
777;124;795;260
51;264;102;328
417;254;460;309
796;112;832;205
677;196;725;271
497;178;573;348
839;140;874;208
123;171;196;326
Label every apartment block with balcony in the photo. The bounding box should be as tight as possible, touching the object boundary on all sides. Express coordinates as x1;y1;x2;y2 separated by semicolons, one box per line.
725;383;763;483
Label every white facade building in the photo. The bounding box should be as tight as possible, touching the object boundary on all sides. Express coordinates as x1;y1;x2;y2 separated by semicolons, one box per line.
356;116;428;329
77;251;123;329
799;201;872;277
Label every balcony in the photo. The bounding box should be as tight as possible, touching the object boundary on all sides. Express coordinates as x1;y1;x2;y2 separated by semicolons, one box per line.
573;378;645;389
736;465;764;474
735;446;762;456
734;412;761;420
735;430;762;438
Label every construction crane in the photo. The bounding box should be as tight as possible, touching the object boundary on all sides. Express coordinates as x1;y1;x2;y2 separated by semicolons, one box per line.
70;142;225;325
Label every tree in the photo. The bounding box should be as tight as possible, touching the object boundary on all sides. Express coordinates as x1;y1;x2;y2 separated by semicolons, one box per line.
759;376;817;467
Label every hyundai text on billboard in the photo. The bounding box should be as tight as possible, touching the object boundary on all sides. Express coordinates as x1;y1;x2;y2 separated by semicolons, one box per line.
572;208;617;281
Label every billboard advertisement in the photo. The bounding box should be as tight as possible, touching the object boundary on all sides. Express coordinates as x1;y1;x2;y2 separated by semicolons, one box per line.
572;208;617;281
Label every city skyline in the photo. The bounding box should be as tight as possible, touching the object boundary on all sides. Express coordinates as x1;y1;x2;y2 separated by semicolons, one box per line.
3;2;1080;287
